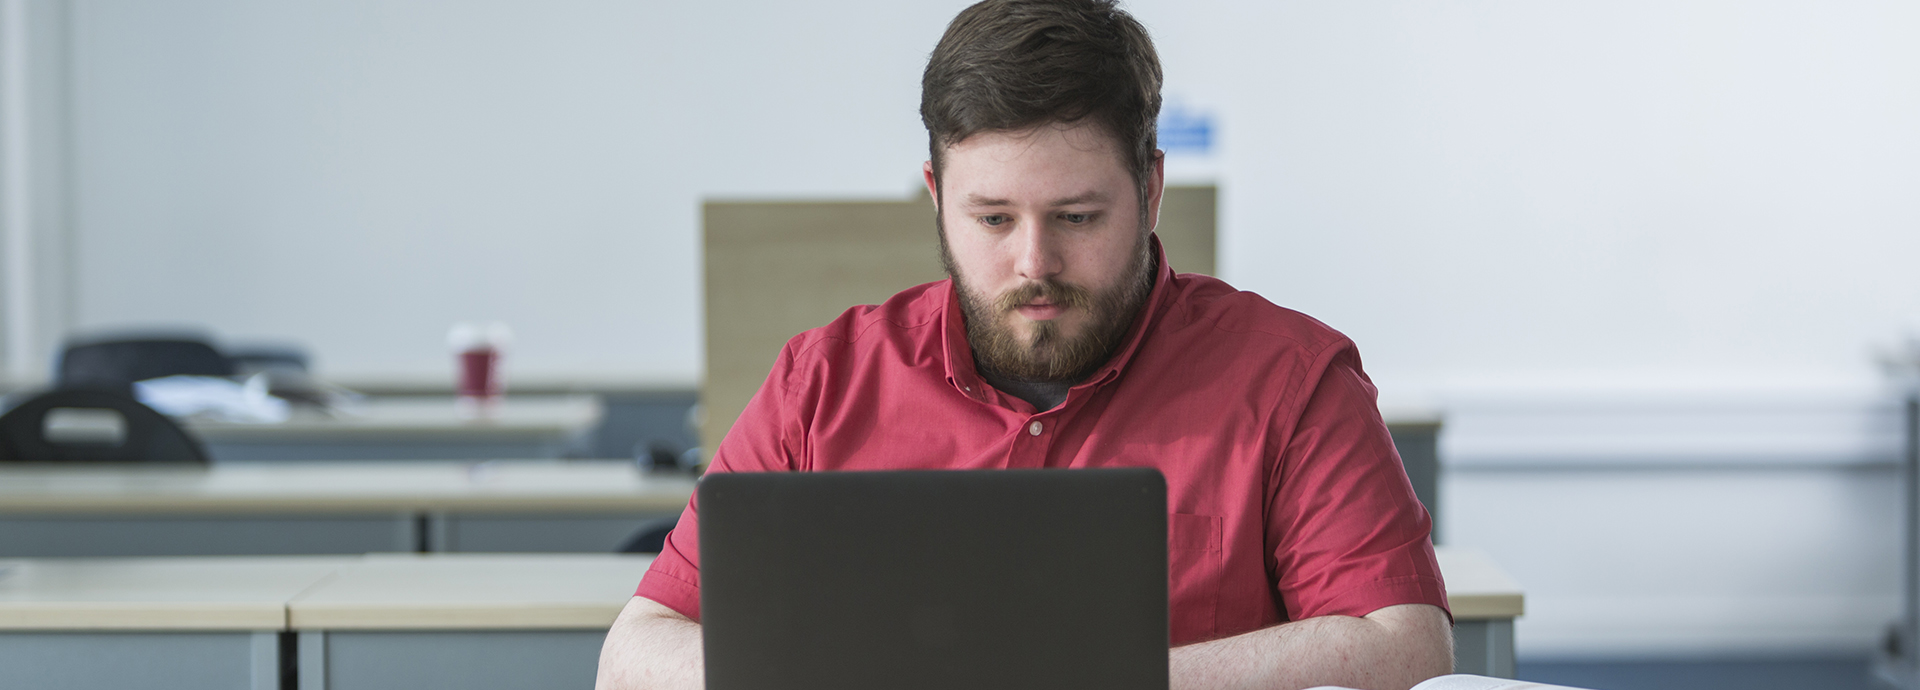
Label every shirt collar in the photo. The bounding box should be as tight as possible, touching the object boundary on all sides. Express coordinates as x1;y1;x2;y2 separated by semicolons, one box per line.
942;233;1178;396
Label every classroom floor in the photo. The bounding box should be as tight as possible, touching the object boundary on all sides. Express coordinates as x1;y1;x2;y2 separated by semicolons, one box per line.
1517;656;1881;690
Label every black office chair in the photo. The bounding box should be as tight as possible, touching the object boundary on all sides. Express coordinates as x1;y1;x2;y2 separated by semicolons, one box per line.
225;344;310;376
617;517;681;554
0;389;209;463
55;336;233;394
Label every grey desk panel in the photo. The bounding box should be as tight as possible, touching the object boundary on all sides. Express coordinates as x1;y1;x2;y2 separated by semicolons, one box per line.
0;631;282;690
1454;619;1517;678
434;512;678;553
301;630;604;690
0;514;416;557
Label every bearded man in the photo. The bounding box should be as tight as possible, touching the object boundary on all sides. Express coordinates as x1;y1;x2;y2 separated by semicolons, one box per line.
597;2;1453;689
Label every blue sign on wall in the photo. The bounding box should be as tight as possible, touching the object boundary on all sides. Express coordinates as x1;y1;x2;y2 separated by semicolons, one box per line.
1157;105;1214;155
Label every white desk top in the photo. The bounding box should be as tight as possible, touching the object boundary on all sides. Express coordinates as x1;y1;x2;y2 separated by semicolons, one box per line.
0;460;697;514
0;547;1519;632
183;395;602;443
288;554;655;630
0;556;353;630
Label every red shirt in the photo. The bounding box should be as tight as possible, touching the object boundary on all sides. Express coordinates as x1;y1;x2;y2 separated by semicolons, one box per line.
638;237;1447;645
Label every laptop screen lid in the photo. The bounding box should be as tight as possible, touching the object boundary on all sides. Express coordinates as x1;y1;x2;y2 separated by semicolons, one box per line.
699;468;1169;690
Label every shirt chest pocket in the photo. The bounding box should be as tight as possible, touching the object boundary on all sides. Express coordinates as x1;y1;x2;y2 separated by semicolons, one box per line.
1167;512;1223;644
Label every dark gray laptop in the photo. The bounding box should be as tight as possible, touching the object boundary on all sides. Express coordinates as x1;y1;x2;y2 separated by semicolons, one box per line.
698;468;1168;690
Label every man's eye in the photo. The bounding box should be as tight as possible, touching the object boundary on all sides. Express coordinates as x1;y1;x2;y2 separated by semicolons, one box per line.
1061;213;1093;224
979;215;1010;227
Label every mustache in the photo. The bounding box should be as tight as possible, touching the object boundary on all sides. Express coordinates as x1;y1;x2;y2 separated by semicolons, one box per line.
992;280;1094;314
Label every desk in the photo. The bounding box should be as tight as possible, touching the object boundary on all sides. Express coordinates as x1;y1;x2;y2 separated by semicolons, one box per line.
185;395;603;461
0;461;695;557
0;556;353;690
1439;548;1525;677
290;554;650;690
0;547;1520;689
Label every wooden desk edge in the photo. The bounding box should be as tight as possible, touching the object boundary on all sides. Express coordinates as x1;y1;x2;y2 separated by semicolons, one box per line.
1446;593;1525;619
288;602;623;630
0;602;288;631
1433;546;1525;619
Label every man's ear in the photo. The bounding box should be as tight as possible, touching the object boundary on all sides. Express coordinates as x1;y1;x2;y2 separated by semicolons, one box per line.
922;160;939;207
1145;149;1166;233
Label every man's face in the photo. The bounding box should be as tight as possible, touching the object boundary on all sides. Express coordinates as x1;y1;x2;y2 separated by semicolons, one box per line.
923;121;1165;383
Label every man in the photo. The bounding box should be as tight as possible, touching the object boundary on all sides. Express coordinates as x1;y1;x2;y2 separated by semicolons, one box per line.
597;2;1453;689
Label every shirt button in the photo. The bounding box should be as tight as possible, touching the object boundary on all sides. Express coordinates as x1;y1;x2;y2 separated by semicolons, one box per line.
1029;421;1043;436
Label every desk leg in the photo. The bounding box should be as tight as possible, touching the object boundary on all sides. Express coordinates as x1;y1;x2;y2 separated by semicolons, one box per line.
426;511;452;552
394;512;422;553
1879;394;1920;689
250;631;290;690
301;631;329;690
1454;619;1515;678
1875;394;1920;689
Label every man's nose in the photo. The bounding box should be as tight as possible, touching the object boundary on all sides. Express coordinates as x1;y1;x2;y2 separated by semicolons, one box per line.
1012;221;1063;281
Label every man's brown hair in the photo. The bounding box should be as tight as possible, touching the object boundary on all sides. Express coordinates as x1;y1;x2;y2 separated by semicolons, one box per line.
921;0;1163;199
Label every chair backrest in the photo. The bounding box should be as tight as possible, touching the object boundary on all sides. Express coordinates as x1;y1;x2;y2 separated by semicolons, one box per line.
0;389;210;464
225;345;310;376
56;338;234;393
616;516;680;554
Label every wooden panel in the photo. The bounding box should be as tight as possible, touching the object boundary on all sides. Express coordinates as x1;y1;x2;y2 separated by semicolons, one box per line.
700;186;1216;454
702;197;943;457
1156;185;1216;276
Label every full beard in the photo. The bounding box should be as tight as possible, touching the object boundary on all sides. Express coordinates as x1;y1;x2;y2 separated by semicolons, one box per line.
940;229;1156;385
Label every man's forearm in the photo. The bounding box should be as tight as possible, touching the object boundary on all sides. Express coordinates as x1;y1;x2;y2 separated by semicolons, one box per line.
1168;603;1453;690
596;596;704;690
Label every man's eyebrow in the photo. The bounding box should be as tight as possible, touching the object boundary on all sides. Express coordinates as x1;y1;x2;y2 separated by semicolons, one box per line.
961;191;1111;207
1048;191;1110;206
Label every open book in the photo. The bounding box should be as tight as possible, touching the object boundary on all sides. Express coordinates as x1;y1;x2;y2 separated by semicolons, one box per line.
1309;675;1590;690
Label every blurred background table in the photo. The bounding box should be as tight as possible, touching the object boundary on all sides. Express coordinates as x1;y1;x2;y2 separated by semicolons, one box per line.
288;553;650;690
0;460;693;558
0;547;1520;689
184;395;604;462
0;556;355;690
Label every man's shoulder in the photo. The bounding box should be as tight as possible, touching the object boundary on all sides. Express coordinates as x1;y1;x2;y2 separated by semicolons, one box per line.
1162;272;1350;356
781;279;949;365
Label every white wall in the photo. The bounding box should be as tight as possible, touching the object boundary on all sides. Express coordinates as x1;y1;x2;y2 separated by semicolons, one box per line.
14;0;1920;660
46;1;1920;393
1441;384;1907;658
0;0;74;382
1182;1;1920;658
58;0;975;386
1208;1;1920;403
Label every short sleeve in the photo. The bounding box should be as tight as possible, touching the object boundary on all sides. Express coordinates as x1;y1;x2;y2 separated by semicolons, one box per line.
1266;341;1449;621
634;341;807;620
